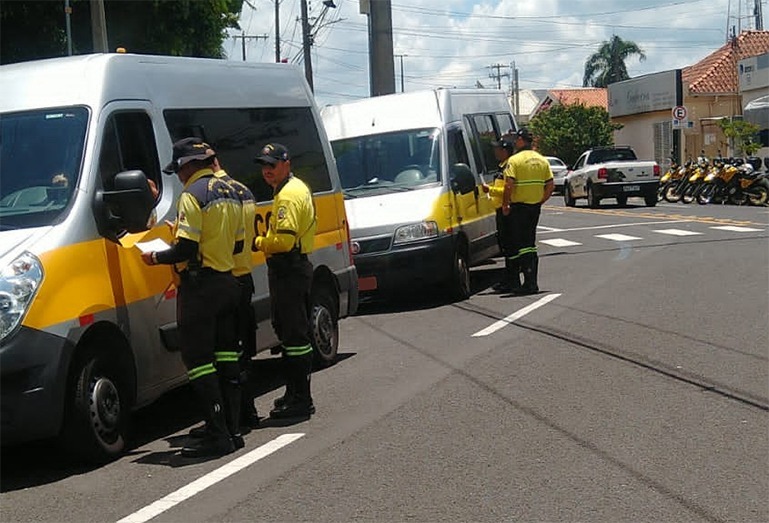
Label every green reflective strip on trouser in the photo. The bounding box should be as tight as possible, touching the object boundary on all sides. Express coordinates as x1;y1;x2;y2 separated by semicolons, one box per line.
518;246;538;256
285;344;313;357
188;363;217;381
505;253;522;261
214;351;240;363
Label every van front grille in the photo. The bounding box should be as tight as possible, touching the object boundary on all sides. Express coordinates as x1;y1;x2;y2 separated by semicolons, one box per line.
355;237;391;255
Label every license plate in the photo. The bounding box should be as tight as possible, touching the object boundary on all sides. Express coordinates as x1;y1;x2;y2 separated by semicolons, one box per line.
359;276;378;291
623;185;640;192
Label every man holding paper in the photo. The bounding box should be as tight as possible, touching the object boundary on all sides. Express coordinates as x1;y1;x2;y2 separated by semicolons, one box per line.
140;138;243;458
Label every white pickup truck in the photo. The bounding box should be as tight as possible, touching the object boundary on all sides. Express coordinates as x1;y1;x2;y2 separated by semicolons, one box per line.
563;146;660;208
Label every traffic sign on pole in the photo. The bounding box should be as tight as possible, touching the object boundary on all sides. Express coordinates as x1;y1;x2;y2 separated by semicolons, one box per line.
672;105;687;120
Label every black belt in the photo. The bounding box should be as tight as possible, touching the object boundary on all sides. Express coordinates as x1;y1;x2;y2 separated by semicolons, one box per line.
179;267;230;280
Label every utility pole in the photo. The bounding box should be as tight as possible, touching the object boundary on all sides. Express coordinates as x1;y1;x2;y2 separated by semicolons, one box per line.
274;0;281;62
362;0;395;97
489;63;509;90
755;0;764;30
90;0;108;52
232;32;267;61
395;54;407;92
512;62;519;122
300;0;314;91
64;0;73;55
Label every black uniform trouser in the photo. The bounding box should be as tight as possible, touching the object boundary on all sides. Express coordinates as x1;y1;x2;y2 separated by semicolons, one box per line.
495;208;515;257
508;203;541;261
177;270;240;371
267;253;314;406
235;273;257;358
177;269;240;438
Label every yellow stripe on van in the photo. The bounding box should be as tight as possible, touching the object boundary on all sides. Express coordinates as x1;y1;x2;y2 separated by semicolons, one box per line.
23;192;347;331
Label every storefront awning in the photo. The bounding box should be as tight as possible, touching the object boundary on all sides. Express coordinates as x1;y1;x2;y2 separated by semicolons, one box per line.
743;95;769;128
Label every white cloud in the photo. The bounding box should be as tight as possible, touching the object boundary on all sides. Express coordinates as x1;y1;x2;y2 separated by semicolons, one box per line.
226;0;755;106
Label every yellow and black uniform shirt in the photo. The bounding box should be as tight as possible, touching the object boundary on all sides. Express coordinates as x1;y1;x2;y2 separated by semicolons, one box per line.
175;168;243;273
255;175;316;255
503;150;554;204
215;169;257;277
487;174;506;208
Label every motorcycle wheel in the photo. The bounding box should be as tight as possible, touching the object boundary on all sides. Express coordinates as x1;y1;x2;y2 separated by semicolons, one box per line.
681;184;696;204
664;183;682;203
697;184;714;205
746;185;769;206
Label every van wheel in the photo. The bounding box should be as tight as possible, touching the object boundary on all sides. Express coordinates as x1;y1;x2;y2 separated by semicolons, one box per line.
450;248;471;301
61;348;130;463
311;285;339;367
587;184;600;208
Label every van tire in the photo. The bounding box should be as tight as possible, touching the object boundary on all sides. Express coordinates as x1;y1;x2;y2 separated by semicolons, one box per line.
61;348;130;463
311;285;339;367
450;248;471;301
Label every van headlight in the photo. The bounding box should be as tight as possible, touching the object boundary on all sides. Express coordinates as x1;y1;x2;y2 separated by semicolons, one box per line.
393;221;438;245
0;252;44;342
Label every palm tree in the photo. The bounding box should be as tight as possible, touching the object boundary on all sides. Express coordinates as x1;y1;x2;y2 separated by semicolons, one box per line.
583;35;646;87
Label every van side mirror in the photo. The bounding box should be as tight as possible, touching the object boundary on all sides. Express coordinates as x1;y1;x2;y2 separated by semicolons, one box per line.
450;163;476;195
93;170;155;242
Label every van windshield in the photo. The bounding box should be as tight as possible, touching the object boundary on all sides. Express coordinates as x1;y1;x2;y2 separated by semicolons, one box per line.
0;107;88;230
331;128;441;197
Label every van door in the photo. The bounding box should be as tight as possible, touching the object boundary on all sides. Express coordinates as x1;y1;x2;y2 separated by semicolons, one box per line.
447;124;496;262
94;103;183;396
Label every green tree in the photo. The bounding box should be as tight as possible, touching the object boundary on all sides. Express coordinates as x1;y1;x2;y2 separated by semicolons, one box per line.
1;0;242;65
717;117;761;156
583;35;646;88
528;103;622;167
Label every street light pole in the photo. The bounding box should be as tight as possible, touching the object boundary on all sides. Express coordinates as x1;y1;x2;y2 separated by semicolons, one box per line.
64;0;73;55
395;54;407;92
274;0;281;62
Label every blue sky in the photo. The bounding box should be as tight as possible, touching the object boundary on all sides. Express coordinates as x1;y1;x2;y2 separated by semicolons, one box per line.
224;0;764;106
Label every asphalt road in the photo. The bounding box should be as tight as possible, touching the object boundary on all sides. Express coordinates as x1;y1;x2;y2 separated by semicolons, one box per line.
2;197;768;523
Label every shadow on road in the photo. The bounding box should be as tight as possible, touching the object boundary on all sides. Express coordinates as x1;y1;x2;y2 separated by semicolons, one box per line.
0;353;354;491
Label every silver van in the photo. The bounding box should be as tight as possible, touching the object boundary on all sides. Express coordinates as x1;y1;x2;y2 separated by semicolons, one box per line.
0;53;358;461
321;88;516;300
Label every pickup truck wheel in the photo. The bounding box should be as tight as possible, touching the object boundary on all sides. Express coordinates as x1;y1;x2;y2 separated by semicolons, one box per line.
616;195;628;207
586;184;600;208
644;194;657;207
564;183;576;207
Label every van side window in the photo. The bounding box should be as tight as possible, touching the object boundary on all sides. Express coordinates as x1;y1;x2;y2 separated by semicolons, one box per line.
495;113;515;135
164;107;332;203
98;112;160;191
470;114;499;176
447;127;471;171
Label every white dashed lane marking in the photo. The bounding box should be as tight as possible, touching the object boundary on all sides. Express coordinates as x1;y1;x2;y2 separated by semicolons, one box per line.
540;238;582;247
652;229;704;236
596;233;643;242
473;293;562;337
710;225;764;232
116;433;305;523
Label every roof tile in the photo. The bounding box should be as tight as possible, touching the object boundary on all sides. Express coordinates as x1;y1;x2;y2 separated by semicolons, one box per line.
683;30;769;94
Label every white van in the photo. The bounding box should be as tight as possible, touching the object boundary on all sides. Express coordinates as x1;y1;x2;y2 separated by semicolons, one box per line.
0;53;358;461
321;88;516;300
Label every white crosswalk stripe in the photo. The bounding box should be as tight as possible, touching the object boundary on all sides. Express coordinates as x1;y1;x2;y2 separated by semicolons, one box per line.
540;238;582;247
710;225;763;232
652;229;704;236
596;233;643;241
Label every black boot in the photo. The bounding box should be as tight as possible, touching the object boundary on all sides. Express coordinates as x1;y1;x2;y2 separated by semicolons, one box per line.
182;373;235;458
518;254;539;295
238;357;259;433
493;258;522;293
270;353;314;419
218;361;244;448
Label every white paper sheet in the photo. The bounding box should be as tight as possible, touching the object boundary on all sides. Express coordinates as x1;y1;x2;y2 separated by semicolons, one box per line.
135;238;171;253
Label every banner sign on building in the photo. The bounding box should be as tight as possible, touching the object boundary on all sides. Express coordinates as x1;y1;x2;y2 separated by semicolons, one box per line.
608;70;678;117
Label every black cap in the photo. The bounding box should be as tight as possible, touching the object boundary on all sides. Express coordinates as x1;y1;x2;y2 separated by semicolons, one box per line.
515;127;534;142
491;133;516;151
163;137;216;174
255;143;290;165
